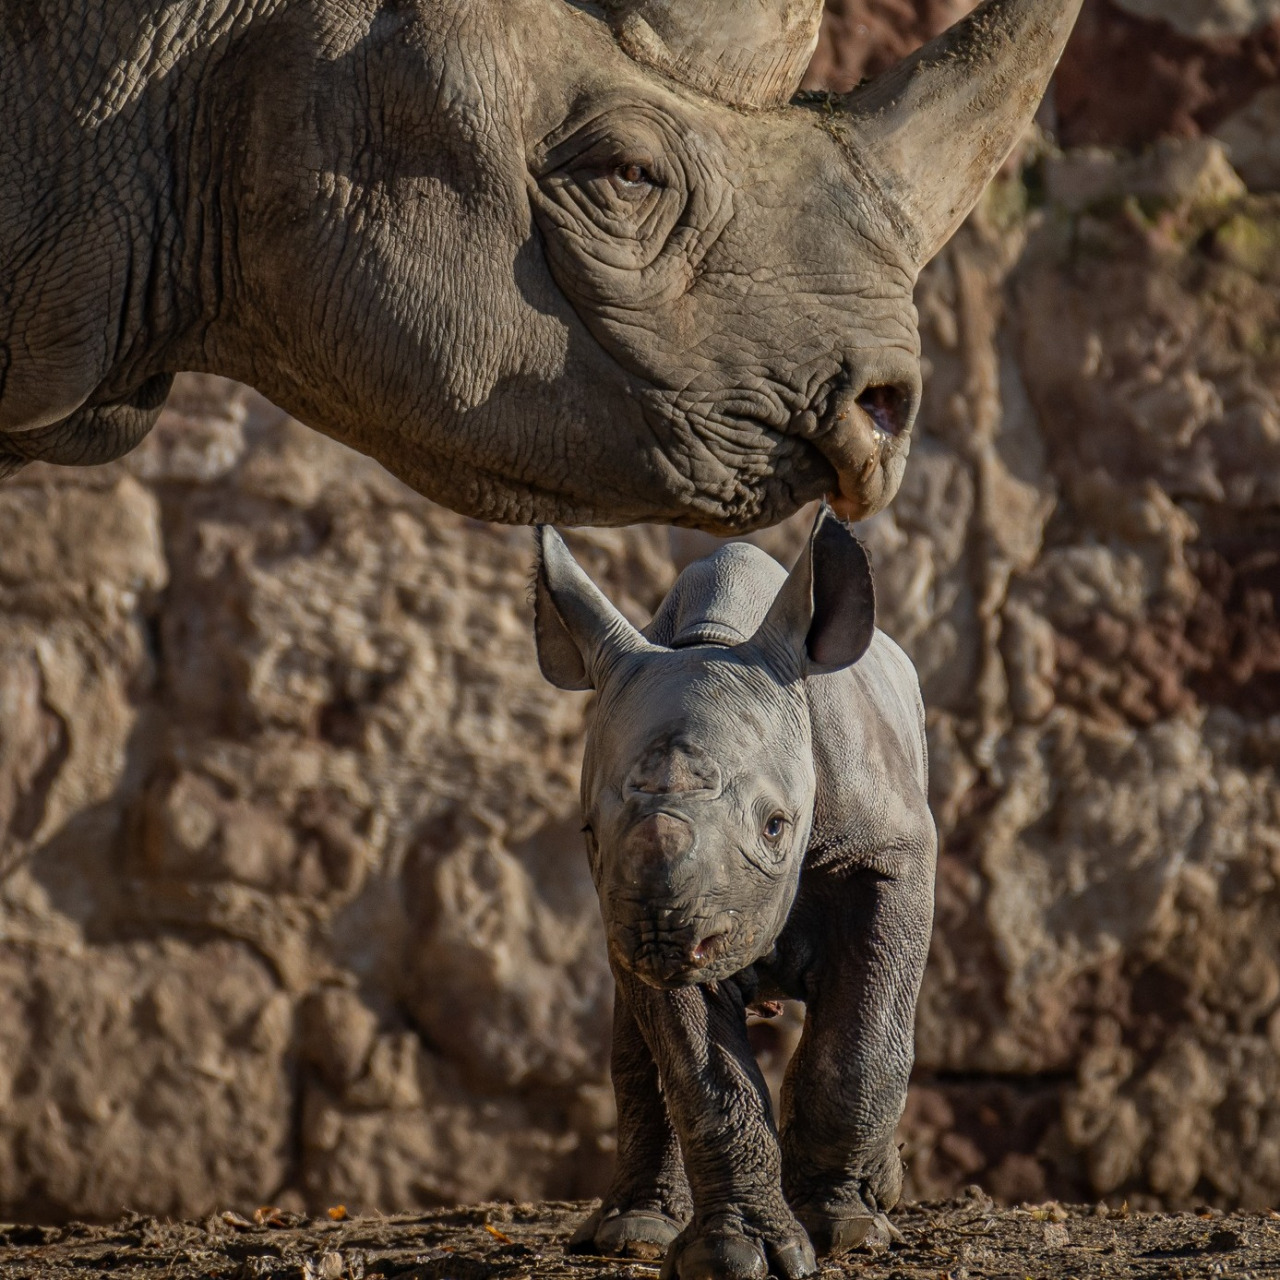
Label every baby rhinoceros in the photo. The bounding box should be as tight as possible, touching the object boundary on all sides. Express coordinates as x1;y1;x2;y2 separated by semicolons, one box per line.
533;508;937;1280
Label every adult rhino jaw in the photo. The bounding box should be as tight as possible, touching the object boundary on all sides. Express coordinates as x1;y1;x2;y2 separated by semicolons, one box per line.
0;0;1079;534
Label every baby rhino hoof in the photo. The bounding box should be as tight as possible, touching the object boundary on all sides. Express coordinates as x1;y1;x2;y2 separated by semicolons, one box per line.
662;1221;815;1280
795;1208;898;1257
569;1208;682;1261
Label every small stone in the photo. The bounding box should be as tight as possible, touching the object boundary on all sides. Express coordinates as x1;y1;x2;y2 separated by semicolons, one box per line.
1208;1228;1244;1252
1042;1222;1071;1249
303;1254;346;1280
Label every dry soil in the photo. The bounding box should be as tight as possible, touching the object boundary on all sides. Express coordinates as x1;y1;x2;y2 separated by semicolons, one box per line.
0;1196;1276;1280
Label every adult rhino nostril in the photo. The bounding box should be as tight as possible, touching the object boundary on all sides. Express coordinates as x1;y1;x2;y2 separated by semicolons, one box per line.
691;932;728;964
856;384;909;438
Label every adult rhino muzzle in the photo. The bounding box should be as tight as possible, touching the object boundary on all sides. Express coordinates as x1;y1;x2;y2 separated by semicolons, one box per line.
800;380;915;523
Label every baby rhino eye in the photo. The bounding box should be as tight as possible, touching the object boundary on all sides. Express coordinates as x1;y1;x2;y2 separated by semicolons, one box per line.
763;812;786;842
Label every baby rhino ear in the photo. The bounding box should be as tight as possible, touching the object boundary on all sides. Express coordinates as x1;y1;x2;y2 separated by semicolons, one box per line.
533;526;653;690
755;505;876;675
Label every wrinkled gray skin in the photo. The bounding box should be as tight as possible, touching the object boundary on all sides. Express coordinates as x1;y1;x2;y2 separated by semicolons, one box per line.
1;0;1079;532
535;509;937;1280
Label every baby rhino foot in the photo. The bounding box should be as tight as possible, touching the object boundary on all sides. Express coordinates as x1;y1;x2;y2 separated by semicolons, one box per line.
789;1144;905;1257
661;1212;815;1280
569;1206;683;1261
793;1205;898;1256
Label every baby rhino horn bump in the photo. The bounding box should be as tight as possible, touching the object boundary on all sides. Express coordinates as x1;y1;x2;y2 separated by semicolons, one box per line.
626;813;695;863
626;740;723;797
606;0;825;109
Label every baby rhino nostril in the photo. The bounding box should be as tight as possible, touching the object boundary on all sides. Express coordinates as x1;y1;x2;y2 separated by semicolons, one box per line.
856;384;909;438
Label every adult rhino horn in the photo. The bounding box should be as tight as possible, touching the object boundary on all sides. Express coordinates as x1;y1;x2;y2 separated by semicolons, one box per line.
839;0;1083;268
607;0;825;109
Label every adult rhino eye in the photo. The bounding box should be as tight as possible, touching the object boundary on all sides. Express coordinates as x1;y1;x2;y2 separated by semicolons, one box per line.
610;160;659;194
763;812;787;843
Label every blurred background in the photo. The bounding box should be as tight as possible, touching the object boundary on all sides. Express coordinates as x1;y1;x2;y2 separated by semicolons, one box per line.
0;0;1277;1222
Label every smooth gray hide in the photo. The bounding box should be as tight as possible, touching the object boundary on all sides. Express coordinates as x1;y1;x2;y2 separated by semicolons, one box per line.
1;0;1080;533
534;509;937;1280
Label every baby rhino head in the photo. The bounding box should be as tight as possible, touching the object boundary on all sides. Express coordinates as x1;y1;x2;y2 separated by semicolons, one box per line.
533;509;875;989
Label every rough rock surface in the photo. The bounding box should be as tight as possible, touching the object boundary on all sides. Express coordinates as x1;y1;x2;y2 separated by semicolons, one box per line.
1054;0;1280;150
896;157;1280;1211
2;30;1280;1228
804;0;976;92
0;383;671;1218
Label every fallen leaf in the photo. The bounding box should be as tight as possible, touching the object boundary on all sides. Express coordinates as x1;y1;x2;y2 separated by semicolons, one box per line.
254;1206;304;1229
1030;1203;1068;1223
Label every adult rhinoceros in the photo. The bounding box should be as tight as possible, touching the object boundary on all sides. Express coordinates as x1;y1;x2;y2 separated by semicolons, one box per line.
2;0;1079;532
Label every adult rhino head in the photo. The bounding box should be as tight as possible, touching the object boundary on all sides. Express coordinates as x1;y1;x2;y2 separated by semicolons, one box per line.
1;0;1080;532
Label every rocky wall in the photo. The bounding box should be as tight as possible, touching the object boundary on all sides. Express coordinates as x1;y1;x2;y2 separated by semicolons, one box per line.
0;384;675;1218
1;5;1279;1225
872;147;1280;1211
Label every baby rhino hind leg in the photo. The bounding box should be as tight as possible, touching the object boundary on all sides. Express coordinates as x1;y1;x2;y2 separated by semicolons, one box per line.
570;994;691;1259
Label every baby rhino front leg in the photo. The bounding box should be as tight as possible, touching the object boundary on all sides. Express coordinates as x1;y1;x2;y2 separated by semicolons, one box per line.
612;968;815;1280
570;997;691;1259
780;862;934;1255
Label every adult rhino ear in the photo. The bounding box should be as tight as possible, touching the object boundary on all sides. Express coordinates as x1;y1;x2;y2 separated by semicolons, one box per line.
752;506;876;676
534;527;653;690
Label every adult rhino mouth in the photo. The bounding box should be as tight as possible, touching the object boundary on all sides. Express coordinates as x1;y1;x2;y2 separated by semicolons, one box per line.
802;382;914;523
633;378;915;531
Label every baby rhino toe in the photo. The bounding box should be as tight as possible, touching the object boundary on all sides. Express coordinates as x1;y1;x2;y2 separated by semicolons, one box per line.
794;1207;897;1256
662;1216;815;1280
667;1230;766;1280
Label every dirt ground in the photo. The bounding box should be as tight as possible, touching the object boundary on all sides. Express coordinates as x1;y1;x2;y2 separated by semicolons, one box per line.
0;1195;1276;1280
